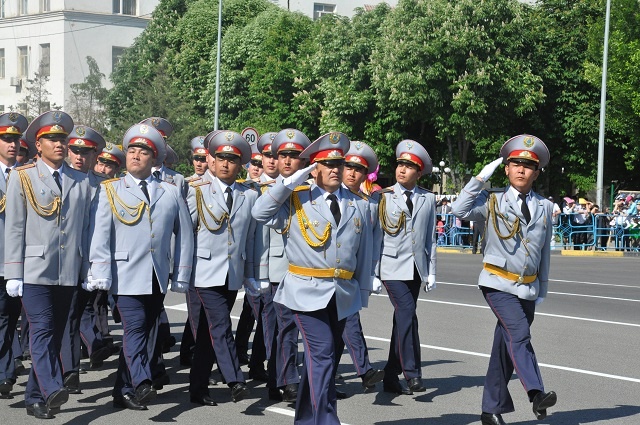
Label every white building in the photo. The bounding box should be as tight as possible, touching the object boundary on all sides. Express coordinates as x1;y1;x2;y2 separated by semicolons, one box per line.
0;0;158;115
270;0;398;20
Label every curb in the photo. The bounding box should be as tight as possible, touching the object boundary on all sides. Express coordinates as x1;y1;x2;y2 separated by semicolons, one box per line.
437;247;638;257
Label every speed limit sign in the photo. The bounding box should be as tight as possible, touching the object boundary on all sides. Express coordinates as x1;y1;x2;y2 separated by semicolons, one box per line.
241;127;259;145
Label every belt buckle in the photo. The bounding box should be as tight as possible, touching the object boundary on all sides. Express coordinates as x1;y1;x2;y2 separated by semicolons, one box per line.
517;276;524;284
334;269;340;278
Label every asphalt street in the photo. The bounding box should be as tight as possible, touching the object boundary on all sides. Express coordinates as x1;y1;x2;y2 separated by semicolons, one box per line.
1;252;639;424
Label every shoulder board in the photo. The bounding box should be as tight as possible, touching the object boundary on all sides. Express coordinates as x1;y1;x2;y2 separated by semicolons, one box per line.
190;181;210;188
185;176;201;183
100;177;120;185
15;163;35;171
161;180;177;186
92;170;110;179
417;185;432;193
236;179;247;183
260;180;276;186
238;180;259;190
379;187;394;194
293;185;310;192
348;189;367;200
486;187;506;194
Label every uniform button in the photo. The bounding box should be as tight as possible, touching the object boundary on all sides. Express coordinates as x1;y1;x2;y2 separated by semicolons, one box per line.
149;219;153;224
228;242;232;246
151;234;155;238
336;243;341;248
412;229;415;232
336;259;340;263
60;245;64;249
60;230;65;235
412;240;415;244
61;216;65;220
525;253;529;257
228;255;231;259
150;248;155;253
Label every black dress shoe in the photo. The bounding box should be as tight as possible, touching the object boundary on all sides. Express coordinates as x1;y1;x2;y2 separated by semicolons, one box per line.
152;373;170;390
63;372;81;394
532;391;557;420
230;382;249;402
135;382;156;405
14;358;26;375
46;388;69;409
209;375;218;386
383;378;412;395
248;368;269;382
113;394;148;410
480;412;506;425
89;345;111;368
407;377;426;392
0;379;12;393
281;383;298;402
335;389;348;399
190;393;217;406
268;388;283;401
26;402;54;419
361;368;384;389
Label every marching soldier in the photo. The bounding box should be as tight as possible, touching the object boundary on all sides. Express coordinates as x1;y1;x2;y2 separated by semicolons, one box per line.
252;132;373;425
5;111;92;419
89;123;193;410
0;112;28;399
61;125;111;394
337;141;384;390
450;135;557;425
247;143;264;181
186;130;257;406
164;145;179;169
378;140;437;395
189;136;208;180
94;143;126;178
16;137;30;165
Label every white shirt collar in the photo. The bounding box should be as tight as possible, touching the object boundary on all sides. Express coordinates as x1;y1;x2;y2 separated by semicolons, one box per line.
41;161;64;176
509;186;531;203
215;177;235;193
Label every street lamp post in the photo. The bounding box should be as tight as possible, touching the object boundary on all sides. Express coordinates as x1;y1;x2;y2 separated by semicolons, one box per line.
431;160;451;195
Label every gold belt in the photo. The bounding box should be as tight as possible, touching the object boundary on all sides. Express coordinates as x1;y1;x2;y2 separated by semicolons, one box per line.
483;263;537;284
288;264;354;280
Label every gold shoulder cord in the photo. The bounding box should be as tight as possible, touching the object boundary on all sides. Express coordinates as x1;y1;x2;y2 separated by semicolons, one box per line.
487;193;520;240
18;169;61;222
104;181;148;225
0;193;5;213
291;191;331;247
378;192;405;235
194;186;229;232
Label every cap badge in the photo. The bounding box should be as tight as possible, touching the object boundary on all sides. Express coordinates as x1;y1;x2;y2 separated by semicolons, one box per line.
53;111;62;122
286;130;295;139
401;153;412;160
222;145;234;152
106;142;113;150
76;126;86;137
329;132;340;144
75;139;86;146
518;151;533;159
9;112;18;122
406;141;413;149
327;150;341;158
354;141;363;149
51;125;63;132
7;126;17;133
151;118;160;128
269;134;276;141
285;142;296;149
523;136;534;148
225;132;234;142
350;156;362;163
140;125;149;134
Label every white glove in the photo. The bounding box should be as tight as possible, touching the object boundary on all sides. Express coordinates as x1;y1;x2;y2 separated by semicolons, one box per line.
92;278;112;291
424;275;436;292
243;278;260;297
258;279;271;295
170;280;189;293
372;277;383;294
6;279;23;297
535;297;545;306
477;157;504;182
82;279;98;292
282;163;317;189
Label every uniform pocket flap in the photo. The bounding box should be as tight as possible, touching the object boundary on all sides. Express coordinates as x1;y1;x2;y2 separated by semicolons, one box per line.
382;245;398;258
24;245;45;257
197;248;211;259
271;246;284;257
484;254;506;268
114;251;129;261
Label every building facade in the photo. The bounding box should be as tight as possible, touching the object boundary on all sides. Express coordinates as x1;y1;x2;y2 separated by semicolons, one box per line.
270;0;398;20
0;0;158;115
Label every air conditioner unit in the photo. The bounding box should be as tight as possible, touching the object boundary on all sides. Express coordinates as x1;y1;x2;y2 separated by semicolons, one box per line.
9;77;22;87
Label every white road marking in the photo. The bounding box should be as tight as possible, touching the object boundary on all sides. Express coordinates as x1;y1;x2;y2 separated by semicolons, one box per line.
264;406;352;424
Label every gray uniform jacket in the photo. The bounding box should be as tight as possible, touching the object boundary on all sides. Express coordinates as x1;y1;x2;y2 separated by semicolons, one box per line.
377;183;437;282
187;177;258;290
157;166;189;200
89;173;193;295
0;168;9;276
450;178;552;300
252;182;373;320
5;162;92;285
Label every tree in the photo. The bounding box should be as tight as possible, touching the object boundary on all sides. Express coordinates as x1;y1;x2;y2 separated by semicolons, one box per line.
21;60;60;119
67;56;109;131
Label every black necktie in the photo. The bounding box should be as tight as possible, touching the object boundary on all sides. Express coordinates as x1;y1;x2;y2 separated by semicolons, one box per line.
153;170;161;180
404;191;413;215
140;180;150;203
519;193;531;223
52;170;62;191
327;193;341;225
225;187;233;211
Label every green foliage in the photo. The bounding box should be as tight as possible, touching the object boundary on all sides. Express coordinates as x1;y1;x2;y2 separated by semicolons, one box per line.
68;57;109;132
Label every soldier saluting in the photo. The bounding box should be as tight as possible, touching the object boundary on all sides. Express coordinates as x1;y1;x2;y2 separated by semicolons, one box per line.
451;135;557;425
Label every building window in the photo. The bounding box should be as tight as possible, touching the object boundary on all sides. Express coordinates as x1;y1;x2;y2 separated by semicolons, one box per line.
18;0;28;15
313;3;336;20
112;46;126;72
0;49;4;79
113;0;137;15
1;2;5;18
18;46;29;78
0;106;4;113
39;43;50;77
40;0;50;12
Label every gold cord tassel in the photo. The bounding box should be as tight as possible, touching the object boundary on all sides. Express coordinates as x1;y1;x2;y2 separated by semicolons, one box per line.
195;186;229;232
378;194;406;235
18;170;61;222
487;193;521;240
104;181;148;225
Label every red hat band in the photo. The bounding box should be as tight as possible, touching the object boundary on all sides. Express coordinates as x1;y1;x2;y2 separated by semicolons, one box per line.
345;154;369;169
19;140;28;150
398;152;424;170
37;125;68;139
507;150;539;163
193;148;208;156
261;144;272;154
0;125;22;135
68;138;98;149
251;153;263;161
130;137;158;156
278;142;304;152
310;149;344;164
215;145;241;156
98;152;122;166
